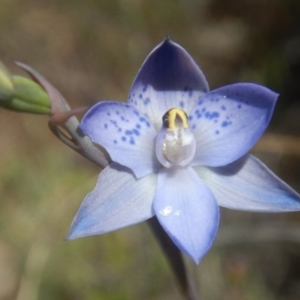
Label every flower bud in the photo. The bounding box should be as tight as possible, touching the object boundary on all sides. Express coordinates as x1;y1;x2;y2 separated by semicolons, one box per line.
2;75;51;114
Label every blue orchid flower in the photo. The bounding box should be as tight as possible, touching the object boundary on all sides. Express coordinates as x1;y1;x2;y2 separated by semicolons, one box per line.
67;38;300;264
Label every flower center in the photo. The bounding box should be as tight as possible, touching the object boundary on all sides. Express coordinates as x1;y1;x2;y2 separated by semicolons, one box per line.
155;107;196;168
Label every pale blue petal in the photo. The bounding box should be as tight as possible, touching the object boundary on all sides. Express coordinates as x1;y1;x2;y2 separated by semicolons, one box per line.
80;101;159;178
128;38;208;130
195;155;300;212
67;163;157;240
153;167;219;264
190;83;278;167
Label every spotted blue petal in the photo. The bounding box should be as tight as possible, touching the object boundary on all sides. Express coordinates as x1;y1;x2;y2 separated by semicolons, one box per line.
67;163;157;240
195;155;300;212
80;101;159;178
128;38;209;129
190;83;278;167
153;167;219;264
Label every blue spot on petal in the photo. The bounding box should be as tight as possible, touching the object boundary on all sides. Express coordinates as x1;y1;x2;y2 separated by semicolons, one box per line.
221;121;232;127
139;117;151;127
109;119;118;128
132;129;140;136
125;130;132;135
143;98;150;106
215;130;220;135
121;136;126;142
195;109;202;119
210;112;220;119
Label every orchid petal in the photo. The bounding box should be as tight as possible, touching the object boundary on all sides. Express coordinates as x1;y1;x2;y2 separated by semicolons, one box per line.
128;38;208;129
130;38;209;93
80;101;159;178
67;163;157;240
190;83;278;167
195;155;300;212
153;167;219;264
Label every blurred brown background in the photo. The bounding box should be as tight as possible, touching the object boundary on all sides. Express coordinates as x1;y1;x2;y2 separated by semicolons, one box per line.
1;0;300;299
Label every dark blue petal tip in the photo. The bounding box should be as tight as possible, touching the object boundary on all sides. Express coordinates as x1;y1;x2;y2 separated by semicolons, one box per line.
130;38;209;93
